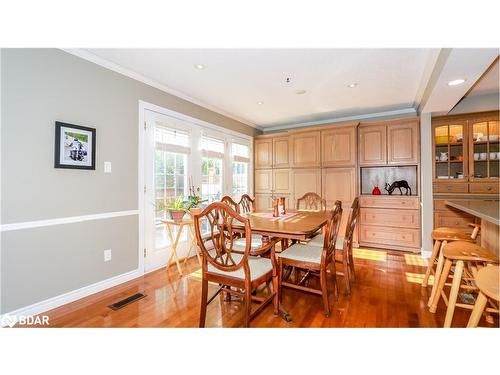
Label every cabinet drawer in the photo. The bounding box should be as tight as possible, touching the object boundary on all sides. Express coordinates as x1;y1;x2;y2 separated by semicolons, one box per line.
359;225;420;248
433;182;468;193
434;212;475;230
469;182;499;194
359;196;420;210
360;208;420;229
433;199;448;211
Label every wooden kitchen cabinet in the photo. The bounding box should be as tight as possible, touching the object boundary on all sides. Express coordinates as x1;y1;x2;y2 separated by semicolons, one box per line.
254;169;273;193
254;194;273;210
290;131;321;167
432;111;499;194
359;196;421;252
321;125;357;167
387;120;419;164
272;169;293;195
272;136;290;168
254;138;273;169
321;168;356;208
292;168;322;206
359;124;387;166
433;199;477;234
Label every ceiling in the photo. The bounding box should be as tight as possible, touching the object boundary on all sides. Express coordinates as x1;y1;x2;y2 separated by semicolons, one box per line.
85;48;435;129
467;58;499;98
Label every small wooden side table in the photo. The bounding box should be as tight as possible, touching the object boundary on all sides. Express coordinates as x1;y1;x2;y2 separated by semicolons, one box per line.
161;218;202;275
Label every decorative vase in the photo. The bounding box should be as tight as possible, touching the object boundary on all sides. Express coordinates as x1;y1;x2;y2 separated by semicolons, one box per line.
169;209;185;222
372;185;381;195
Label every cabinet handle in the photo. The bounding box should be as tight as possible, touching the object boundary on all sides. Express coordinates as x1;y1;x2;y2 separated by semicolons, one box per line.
487;186;492;191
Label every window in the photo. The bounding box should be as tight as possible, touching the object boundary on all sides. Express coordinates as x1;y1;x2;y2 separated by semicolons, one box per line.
232;141;250;200
201;135;224;203
154;124;190;248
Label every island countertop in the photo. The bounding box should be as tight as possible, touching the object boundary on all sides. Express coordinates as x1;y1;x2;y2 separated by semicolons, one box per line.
445;199;500;226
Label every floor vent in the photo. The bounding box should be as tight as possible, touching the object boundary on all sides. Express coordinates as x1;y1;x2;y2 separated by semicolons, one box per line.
108;293;146;311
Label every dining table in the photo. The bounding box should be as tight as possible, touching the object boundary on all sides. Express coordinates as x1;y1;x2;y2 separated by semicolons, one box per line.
231;209;332;321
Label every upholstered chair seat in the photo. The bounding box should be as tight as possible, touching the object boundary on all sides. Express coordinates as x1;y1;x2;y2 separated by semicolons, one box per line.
207;251;273;281
278;243;323;264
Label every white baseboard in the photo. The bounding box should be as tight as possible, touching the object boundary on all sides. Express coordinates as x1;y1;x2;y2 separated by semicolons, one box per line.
1;268;143;326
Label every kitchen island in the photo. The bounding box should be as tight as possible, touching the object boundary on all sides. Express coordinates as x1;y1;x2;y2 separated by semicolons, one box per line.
445;199;499;255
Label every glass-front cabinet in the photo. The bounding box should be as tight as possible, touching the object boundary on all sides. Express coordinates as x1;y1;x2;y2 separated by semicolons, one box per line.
433;121;468;181
469;118;499;181
432;111;499;194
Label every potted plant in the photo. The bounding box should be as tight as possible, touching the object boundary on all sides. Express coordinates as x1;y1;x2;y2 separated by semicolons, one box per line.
159;196;187;222
186;177;207;216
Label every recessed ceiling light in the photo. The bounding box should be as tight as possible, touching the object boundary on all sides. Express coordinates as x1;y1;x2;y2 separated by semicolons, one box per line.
448;78;466;86
295;90;307;95
257;101;264;105
194;64;206;70
347;83;358;88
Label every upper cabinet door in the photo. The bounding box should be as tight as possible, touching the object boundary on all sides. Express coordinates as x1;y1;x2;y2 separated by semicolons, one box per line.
255;139;273;169
359;125;387;166
321;126;357;167
387;120;419;165
273;136;290;168
290;131;321;167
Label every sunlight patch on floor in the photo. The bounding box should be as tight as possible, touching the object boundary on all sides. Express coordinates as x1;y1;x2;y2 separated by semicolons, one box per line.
352;248;387;262
405;272;434;285
404;254;428;267
187;268;218;285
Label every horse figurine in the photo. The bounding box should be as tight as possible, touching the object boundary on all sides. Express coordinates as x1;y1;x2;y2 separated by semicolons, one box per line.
384;180;412;196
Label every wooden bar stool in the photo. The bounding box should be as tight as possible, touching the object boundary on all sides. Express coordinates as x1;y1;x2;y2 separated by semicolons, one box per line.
423;226;478;307
429;241;498;327
467;265;499;328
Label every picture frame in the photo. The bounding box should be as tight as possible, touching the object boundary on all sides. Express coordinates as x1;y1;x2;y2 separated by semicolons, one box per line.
54;121;96;170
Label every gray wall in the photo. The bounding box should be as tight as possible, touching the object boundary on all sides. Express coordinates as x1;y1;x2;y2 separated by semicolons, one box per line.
0;49;258;313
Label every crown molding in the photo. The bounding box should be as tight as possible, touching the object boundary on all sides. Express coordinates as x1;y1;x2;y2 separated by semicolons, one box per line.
61;49;261;130
261;108;417;132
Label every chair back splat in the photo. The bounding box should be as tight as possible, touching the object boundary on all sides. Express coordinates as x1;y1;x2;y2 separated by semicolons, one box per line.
221;195;240;213
296;192;327;211
239;194;255;213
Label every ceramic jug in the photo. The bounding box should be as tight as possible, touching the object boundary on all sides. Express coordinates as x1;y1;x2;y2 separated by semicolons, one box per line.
439;152;448;161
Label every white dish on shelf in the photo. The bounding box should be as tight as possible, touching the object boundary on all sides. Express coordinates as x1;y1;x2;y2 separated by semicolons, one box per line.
488;135;499;142
437;176;450;179
473;132;484;141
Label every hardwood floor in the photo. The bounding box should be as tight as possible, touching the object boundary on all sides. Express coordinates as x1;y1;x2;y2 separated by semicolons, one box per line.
24;248;498;328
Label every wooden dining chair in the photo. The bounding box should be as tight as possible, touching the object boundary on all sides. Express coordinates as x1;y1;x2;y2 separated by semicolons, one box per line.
296;192;327;211
307;198;359;294
194;202;279;327
239;194;255;213
221;195;240;212
278;205;343;316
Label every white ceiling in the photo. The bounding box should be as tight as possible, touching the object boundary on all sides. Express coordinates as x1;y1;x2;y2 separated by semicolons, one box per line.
85;48;435;129
421;49;499;114
467;58;499;98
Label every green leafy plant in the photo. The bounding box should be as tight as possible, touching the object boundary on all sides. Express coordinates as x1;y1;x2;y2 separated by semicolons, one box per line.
186;178;207;210
158;196;187;213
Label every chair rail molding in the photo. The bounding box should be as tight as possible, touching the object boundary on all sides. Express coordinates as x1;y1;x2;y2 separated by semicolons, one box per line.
0;210;139;232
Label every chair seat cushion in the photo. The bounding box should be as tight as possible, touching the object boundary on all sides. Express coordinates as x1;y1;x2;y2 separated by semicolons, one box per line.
233;234;263;251
207;252;273;281
278;243;324;264
307;234;344;250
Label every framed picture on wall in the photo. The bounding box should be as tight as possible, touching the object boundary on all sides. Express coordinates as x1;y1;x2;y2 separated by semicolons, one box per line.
54;121;96;170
